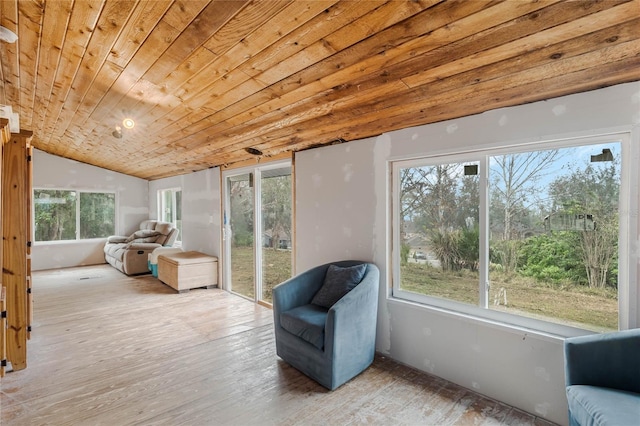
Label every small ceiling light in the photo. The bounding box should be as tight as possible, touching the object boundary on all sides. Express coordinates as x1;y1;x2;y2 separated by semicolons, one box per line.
0;26;18;43
112;126;122;139
245;147;263;156
122;118;135;129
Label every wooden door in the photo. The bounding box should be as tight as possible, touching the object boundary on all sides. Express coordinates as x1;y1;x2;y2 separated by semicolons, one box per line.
2;130;32;371
0;118;8;376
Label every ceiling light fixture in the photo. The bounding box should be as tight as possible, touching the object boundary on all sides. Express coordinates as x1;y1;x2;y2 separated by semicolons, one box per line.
0;26;18;43
122;118;135;129
112;126;122;139
245;147;263;156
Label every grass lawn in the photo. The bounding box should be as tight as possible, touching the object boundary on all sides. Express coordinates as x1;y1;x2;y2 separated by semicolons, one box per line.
230;245;291;303
401;262;618;331
229;247;617;331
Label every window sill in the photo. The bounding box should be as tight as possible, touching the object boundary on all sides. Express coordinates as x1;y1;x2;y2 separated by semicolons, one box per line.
386;295;590;343
33;238;108;246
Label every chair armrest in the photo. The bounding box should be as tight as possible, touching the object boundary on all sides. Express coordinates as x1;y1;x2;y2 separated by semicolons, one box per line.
126;242;162;251
564;328;640;393
106;235;128;244
326;264;379;357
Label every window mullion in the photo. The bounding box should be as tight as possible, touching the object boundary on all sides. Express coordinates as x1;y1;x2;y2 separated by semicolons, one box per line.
171;190;177;224
479;157;489;309
76;192;81;240
255;170;263;303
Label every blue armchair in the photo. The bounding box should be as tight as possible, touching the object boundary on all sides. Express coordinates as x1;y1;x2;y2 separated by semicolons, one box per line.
272;260;379;390
564;328;640;426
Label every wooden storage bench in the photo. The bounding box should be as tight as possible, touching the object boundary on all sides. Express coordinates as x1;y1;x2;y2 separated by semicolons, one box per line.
157;251;218;293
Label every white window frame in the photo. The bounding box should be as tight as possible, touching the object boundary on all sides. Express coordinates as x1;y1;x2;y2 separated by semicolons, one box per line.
157;187;182;245
32;188;118;243
391;131;636;337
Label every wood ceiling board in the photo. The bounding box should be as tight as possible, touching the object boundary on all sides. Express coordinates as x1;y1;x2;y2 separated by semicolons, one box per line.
138;0;556;162
339;59;640;149
136;37;640;175
201;0;293;56
3;0;639;180
226;0;636;151
15;0;44;129
31;0;73;139
0;0;20;108
107;0;174;70
71;1;209;149
198;38;640;168
125;0;492;168
165;0;338;105
47;1;139;146
203;1;502;125
402;0;640;88
141;0;250;85
139;2;458;151
142;2;512;146
244;0;391;83
64;19;182;157
268;44;640;154
38;0;105;147
143;0;361;140
160;0;210;32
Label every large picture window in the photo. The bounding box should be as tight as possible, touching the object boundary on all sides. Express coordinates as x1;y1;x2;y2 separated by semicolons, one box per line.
34;189;116;242
392;135;630;334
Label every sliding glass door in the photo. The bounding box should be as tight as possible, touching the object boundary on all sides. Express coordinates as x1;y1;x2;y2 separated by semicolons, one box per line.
226;173;255;299
223;162;292;304
259;166;292;302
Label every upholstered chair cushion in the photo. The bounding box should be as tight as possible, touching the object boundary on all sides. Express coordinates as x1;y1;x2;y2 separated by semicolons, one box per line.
311;263;367;308
154;222;173;245
139;220;156;230
280;304;328;350
125;229;161;243
155;222;172;235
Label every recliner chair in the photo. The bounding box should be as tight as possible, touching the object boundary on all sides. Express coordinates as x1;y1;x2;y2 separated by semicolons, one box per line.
104;220;179;275
564;328;640;426
272;260;379;390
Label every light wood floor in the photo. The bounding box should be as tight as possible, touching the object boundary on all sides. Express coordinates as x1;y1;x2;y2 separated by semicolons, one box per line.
1;265;555;425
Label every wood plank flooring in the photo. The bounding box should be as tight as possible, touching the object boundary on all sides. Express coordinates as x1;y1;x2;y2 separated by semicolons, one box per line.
1;265;556;425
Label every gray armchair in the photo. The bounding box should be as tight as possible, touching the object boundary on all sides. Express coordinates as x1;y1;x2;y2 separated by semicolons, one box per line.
564;328;640;426
272;260;379;390
104;220;179;275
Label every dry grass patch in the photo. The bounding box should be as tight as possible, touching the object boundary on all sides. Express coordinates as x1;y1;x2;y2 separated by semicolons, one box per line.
401;263;617;331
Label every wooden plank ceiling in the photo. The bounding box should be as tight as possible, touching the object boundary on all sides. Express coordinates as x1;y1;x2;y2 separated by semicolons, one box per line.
1;0;639;180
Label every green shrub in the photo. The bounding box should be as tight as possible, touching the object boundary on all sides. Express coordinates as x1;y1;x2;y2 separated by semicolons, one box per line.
517;233;587;285
400;242;411;265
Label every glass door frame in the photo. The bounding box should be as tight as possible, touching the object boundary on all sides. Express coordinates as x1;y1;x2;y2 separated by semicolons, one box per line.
158;187;182;245
222;159;293;304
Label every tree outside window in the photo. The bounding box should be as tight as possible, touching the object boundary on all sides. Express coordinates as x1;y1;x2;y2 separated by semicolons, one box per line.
34;189;115;241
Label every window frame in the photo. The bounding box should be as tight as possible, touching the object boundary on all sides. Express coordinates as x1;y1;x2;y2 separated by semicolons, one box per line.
390;132;634;337
157;187;182;245
32;188;118;243
221;160;293;304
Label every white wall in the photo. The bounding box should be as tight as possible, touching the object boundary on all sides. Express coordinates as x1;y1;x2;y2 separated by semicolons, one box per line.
148;167;221;258
32;150;149;270
295;81;640;425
